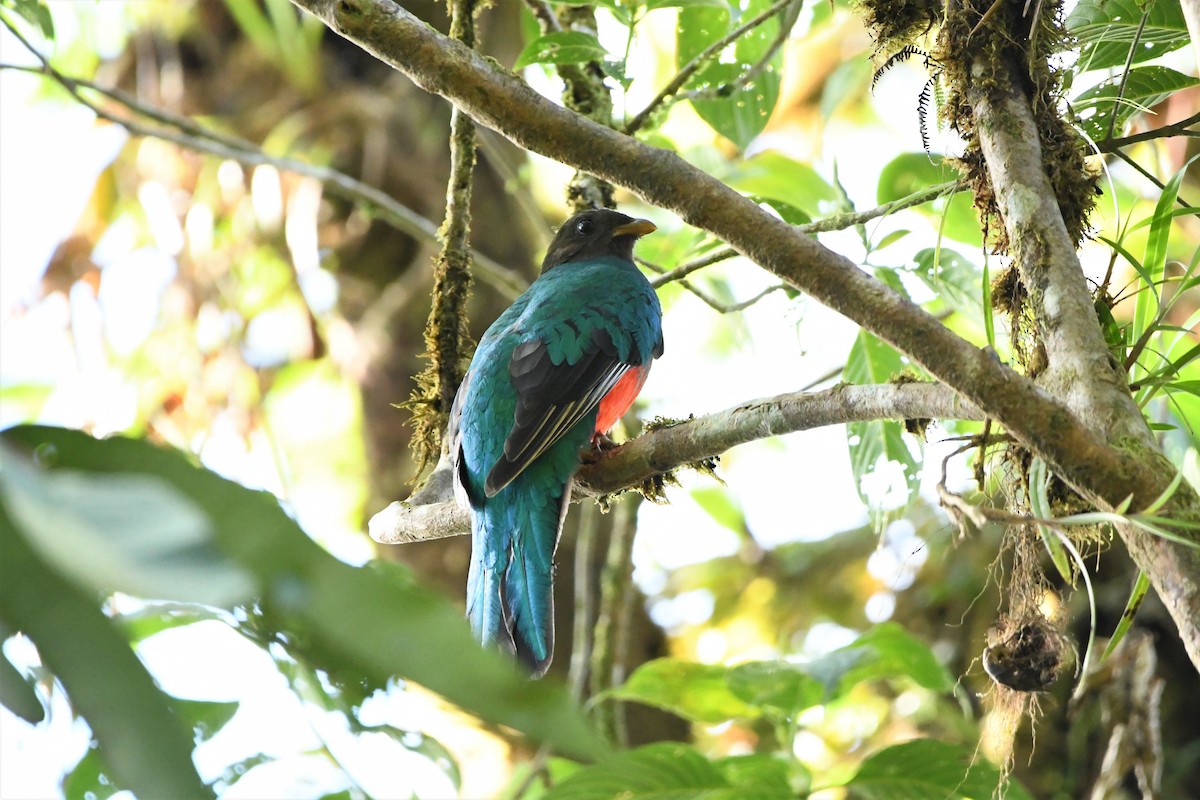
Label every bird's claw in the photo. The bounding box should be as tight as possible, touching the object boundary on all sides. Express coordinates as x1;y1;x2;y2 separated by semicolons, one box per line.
581;432;619;464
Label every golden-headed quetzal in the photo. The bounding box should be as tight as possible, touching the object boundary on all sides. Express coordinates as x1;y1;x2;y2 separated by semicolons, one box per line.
448;208;664;676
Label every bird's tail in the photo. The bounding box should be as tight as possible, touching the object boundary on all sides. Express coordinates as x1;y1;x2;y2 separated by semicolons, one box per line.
466;478;571;678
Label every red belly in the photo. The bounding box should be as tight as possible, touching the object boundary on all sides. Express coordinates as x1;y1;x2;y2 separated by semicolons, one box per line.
595;366;650;433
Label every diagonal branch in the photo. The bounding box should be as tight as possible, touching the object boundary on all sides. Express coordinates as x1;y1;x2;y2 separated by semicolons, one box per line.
292;0;1200;670
368;381;984;542
645;180;965;288
292;0;1162;511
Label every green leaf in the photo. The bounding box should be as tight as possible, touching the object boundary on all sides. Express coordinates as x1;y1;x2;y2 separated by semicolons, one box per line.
646;0;727;9
2;0;54;39
1068;0;1191;71
752;195;812;225
876;154;979;246
691;486;744;532
845;332;922;510
727;660;824;715
546;742;792;800
0;444;256;607
1133;156;1198;380
0;505;211;799
911;247;984;317
1029;457;1074;584
172;698;240;745
607;658;759;723
116;604;223;643
727;151;838;217
844;739;1033;799
1102;570;1150;661
833;622;955;692
1074;66;1200;143
715;754;796;795
515;31;608;69
0;425;606;761
0;646;43;723
678;0;783;149
875;230;910;251
63;746;122;800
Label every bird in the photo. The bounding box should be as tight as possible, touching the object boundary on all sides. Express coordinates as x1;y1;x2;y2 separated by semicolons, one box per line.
447;208;664;677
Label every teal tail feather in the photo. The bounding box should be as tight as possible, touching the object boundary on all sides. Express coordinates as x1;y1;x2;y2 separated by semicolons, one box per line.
466;477;571;678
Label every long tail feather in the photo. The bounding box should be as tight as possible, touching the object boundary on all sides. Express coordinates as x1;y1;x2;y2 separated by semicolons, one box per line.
469;478;572;677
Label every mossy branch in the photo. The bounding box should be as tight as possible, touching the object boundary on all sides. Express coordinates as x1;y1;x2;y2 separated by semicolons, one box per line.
293;0;1200;670
368;381;985;540
407;0;481;471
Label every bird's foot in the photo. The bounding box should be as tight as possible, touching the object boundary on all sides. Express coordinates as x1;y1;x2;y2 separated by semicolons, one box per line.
581;432;619;464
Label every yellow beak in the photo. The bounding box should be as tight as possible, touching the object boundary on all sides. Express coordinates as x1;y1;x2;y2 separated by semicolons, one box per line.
611;219;657;238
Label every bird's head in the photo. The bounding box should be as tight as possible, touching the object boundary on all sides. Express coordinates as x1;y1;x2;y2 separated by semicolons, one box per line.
540;209;656;272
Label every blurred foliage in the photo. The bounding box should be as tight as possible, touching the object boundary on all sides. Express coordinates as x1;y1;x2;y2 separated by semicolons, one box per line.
0;0;1198;798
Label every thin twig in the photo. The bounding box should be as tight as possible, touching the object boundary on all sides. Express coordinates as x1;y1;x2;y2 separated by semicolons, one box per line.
568;503;598;703
624;0;794;135
521;0;562;32
1104;9;1150;143
646;180;966;287
1097;110;1200;152
590;496;637;745
1111;148;1194;209
679;0;798;103
0;47;527;298
610;498;641;748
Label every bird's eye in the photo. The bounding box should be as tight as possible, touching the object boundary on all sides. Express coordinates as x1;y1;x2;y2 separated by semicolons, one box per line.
575;218;593;235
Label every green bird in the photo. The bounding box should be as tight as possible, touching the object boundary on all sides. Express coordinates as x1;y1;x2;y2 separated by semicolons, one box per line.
448;209;664;676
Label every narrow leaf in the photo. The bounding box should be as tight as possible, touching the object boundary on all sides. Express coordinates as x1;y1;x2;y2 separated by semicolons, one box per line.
1102;570;1150;661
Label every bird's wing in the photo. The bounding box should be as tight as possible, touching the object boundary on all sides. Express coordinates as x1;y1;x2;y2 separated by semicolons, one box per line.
484;325;629;497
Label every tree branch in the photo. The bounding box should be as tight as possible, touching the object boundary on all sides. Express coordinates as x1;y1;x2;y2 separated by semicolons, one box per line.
968;55;1200;669
292;0;1200;669
298;0;1149;496
368;381;984;542
645;179;964;288
1097;110;1200;153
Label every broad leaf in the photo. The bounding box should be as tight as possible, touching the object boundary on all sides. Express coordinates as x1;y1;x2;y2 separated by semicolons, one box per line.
730;623;952;715
0;506;210;799
515;31;607;69
876;153;979;246
1073;66;1200;143
677;0;783;149
62;746;121;800
0;426;606;761
844;739;1033;800
911;247;984;318
727;151;838;217
545;742;793;800
844;332;922;511
607;658;758;722
1068;0;1191;71
2;0;54;39
0;647;43;723
829;622;955;694
0;445;255;607
727;660;824;716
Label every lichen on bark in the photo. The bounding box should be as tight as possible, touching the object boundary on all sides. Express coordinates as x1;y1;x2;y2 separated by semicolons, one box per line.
406;0;481;473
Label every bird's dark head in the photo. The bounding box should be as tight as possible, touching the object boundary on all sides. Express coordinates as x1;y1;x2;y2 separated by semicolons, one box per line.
540;209;656;272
